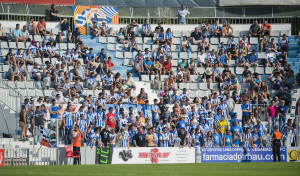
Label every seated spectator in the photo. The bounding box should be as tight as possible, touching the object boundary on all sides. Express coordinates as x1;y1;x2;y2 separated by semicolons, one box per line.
18;61;29;81
14;49;24;65
217;42;227;55
190;27;201;45
212;63;222;83
227;44;238;62
156;29;166;45
248;20;261;38
217;49;228;67
173;66;183;83
221;21;233;37
73;61;86;81
49;4;59;21
37;17;51;35
27;18;39;35
164;75;175;90
126;27;135;40
199;20;210;38
47;41;59;58
188;58;198;75
211;20;221;37
246;49;258;66
261;20;271;36
165;28;172;46
43;72;51;89
53;70;65;87
162;58;172;75
134;57;143;81
0;23;7;41
85;48;95;64
227;36;237;49
12;23;24;44
207;49;217;67
72;28;81;43
178;58;188;70
242;66;252;83
265;48;278;67
222;65;232;78
20;25;31;42
260;35;269;52
199;36;211;51
129;36;138;52
197;49;207;67
117;28;128;48
86;72;101;90
236;53;246;67
100;21;113;36
31;62;43;81
154;22;164;35
4;48;15;65
283;67;295;90
71;78;85;97
182;66;191;82
125;20;139;37
138;88;149;102
23;49;33;65
141;19;153;39
97;48;107;63
277;50;288;66
153;59;162;75
239;43;248;57
151;75;161;90
90;20;100;36
239;35;249;50
56;31;62;43
229;74;239;91
39;40;49;59
269;38;277;50
62;49;74;65
143;56;154;75
278;34;289;51
105;57;115;74
181;36;192;52
177;5;190;24
7;64;21;81
161;41;172;57
60;18;70;36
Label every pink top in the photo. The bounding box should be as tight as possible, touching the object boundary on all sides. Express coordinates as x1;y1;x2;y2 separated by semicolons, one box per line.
267;105;277;117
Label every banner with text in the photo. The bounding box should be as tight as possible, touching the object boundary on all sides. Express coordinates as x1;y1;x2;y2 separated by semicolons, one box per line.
0;149;4;166
72;6;119;35
111;147;195;164
201;147;287;163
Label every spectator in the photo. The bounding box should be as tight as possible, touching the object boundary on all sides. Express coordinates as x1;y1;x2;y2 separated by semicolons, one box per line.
296;70;300;88
49;4;59;21
154;22;164;34
248;20;261;38
239;35;249;50
105;57;115;74
47;41;59;58
277;100;288;130
125;20;139;37
72;28;81;43
217;49;228;67
202;69;212;83
28;18;39;35
31;62;43;81
23;49;33;65
242;66;252;83
134;57;143;81
199;36;211;52
165;28;173;46
61;18;70;36
190;27;201;45
0;22;8;41
63;106;74;145
12;23;24;44
228;74;239;91
37;17;51;35
277;51;288;67
143;56;154;75
156;28;166;45
239;43;248;57
267;100;277;135
227;44;238;63
162;58;172;75
141;19;153;39
236;53;246;67
153;59;162;75
56;31;62;43
117;28;128;48
164;75;175;90
260;35;269;52
102;72;114;90
228;36;237;49
278;34;289;51
129;36;138;52
246;50;258;66
89;20;99;37
261;20;271;36
197;49;207;67
18;61;28;81
177;5;190;24
72;78;85;97
250;72;261;98
188;58;198;75
199;20;210;38
151;75;161;90
181;36;192;52
133;127;146;147
265;48;278;67
221;21;233;37
211;20;221;37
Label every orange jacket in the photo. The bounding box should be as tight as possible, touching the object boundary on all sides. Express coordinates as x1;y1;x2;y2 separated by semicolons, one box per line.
72;130;82;147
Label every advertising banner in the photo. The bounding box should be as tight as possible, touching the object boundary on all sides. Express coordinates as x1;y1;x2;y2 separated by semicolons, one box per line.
72;6;119;35
201;147;287;163
288;149;300;161
0;149;4;166
111;147;195;164
97;146;113;164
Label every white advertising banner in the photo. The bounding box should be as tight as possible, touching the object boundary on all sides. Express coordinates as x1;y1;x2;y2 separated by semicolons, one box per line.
111;147;195;164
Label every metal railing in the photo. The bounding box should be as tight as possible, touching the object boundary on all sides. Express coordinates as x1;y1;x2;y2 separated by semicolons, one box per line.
0;80;24;113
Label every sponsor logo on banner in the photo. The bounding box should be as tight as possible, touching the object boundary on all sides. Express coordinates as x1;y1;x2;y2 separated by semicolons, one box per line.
288;150;300;161
201;147;287;163
138;148;171;163
119;150;133;161
0;149;4;166
111;147;195;164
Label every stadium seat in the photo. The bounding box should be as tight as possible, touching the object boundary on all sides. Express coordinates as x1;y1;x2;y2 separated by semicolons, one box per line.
255;67;264;74
99;37;107;43
108;37;117;43
172;31;181;37
182;31;190;37
51;29;59;35
250;38;258;44
210;38;219;45
189;83;199;90
179;52;188;59
0;42;8;48
210;45;218;51
190;52;197;58
197;67;205;74
172;52;179;59
173;38;181;45
68;43;75;49
17;89;27;97
265;67;273;74
179;83;189;89
25;82;34;89
59;43;68;50
249;45;257;51
171;45;180;52
271;30;280;37
2;65;10;72
107;44;115;51
235;67;244;74
220;38;228;44
258;52;265;58
240;31;249;37
16;82;25;89
124;52;133;59
143;44;151;51
33;35;42;42
115;52;124;58
144;37;153;44
191;45;198;52
199;83;208;90
280;30;289;36
17;42;26;49
27;89;36;97
141;75;149;82
137;44;143;50
136;37;143;44
3;27;10;33
6;81;16;88
171;60;178;66
8;42;17;48
188;90;198;98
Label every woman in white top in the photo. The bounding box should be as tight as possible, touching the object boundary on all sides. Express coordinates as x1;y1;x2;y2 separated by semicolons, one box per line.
181;36;192;52
28;18;39;35
197;49;207;67
126;72;136;89
188;58;198;75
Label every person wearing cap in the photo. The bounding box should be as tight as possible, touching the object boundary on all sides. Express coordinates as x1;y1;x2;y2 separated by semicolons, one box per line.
134;56;144;81
100;21;113;36
272;126;282;162
60;18;70;36
202;68;212;83
155;28;166;45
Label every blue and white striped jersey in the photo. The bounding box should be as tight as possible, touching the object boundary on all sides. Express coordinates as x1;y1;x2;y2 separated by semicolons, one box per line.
95;111;104;127
85;112;95;126
63;111;74;128
243;132;252;147
159;133;170;147
77;119;87;133
142;24;151;33
169;130;178;146
156;32;165;40
118;132;128;147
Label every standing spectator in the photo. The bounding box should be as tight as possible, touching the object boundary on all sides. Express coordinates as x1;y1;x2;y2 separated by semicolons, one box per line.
37;17;51;35
211;20;221;37
0;22;8;41
260;35;269;52
261;20;271;36
12;23;24;44
72;28;81;43
134;57;144;81
129;36;138;52
241;98;251;126
278;34;289;51
61;18;70;36
141;20;153;39
267;100;277;135
28;18;39;35
151;75;161;90
49;4;59;21
277;100;288;130
19;105;27;141
248;20;261;38
63;106;75;145
190;27;201;45
176;5;190;24
133;128;146;147
156;29;166;45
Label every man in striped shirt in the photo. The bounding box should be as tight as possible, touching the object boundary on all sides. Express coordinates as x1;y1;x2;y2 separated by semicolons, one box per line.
159;127;171;147
100;21;113;36
63;106;75;145
243;127;253;148
141;20;153;39
280;119;294;147
117;127;129;148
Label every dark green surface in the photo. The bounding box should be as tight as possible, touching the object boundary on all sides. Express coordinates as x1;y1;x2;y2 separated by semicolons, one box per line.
1;163;299;176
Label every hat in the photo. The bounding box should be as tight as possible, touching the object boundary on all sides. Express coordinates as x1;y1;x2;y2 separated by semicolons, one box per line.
244;98;249;101
30;98;35;101
205;69;212;75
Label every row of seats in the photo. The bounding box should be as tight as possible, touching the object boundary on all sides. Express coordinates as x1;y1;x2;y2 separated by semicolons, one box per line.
0;41;75;50
1;27;60;35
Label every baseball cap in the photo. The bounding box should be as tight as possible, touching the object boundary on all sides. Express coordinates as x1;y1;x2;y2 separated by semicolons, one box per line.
244;98;249;101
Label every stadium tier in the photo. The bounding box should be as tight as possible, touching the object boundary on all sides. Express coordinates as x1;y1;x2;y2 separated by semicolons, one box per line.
0;6;299;166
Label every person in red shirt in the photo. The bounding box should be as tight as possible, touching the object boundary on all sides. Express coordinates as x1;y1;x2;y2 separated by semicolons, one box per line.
105;107;116;130
105;57;115;73
267;100;277;135
261;20;271;36
162;58;172;75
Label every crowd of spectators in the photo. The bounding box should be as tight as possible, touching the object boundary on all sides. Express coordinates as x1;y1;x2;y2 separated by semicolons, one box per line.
0;13;297;148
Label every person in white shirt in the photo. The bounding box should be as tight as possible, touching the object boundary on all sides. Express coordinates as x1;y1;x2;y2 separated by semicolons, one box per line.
100;21;113;36
197;49;207;67
52;86;64;101
177;5;190;24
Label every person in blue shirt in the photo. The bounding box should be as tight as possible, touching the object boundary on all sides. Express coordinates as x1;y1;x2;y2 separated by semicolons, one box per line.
277;100;288;130
49;99;59;127
85;48;94;63
230;120;243;139
236;53;246;67
72;27;81;43
12;23;24;44
169;89;180;104
176;117;187;130
143;56;154;75
246;49;258;66
252;126;262;148
176;5;190;24
213;128;222;147
211;20;221;37
232;131;240;147
223;130;233;147
141;19;153;39
98;48;107;63
230;113;240;126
